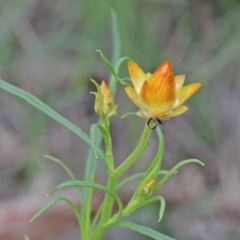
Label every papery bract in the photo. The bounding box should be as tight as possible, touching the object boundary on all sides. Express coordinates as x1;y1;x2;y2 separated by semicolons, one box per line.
125;61;201;121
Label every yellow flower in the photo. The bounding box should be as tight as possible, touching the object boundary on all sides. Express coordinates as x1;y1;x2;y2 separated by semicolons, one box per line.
125;61;201;121
94;81;118;118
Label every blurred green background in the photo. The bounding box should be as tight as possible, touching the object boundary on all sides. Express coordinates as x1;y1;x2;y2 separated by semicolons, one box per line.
1;0;240;239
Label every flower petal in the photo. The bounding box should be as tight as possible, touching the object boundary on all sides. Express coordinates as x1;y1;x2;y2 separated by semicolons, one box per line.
128;62;146;94
125;87;145;109
175;75;185;89
175;83;201;108
170;105;188;117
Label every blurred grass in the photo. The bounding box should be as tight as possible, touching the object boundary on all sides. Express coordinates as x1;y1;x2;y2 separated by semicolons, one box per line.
0;0;240;239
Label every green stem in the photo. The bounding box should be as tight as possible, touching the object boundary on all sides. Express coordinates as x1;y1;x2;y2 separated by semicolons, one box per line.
128;128;164;203
90;120;117;239
82;175;94;239
90;175;119;240
114;122;152;178
91;122;152;239
91;204;103;232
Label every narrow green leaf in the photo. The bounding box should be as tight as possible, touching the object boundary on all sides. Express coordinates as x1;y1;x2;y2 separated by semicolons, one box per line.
83;11;122;219
82;122;102;212
97;124;108;139
155;159;204;190
49;181;123;214
108;8;122;103
23;236;30;240
110;9;121;67
91;204;103;231
83;80;105;207
142;196;166;222
115;221;175;240
44;155;83;205
96;50;128;86
117;170;170;189
130;128;164;202
121;77;131;82
121;112;137;119
30;197;80;223
109;56;132;95
90;124;99;159
44;155;76;181
0;79;104;160
84;175;95;237
144;127;164;179
158;196;166;222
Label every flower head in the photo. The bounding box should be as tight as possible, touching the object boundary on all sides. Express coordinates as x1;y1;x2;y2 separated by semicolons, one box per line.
125;61;201;122
94;81;118;119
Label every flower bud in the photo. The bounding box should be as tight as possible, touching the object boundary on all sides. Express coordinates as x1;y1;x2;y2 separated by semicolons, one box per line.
143;179;155;196
94;81;118;118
